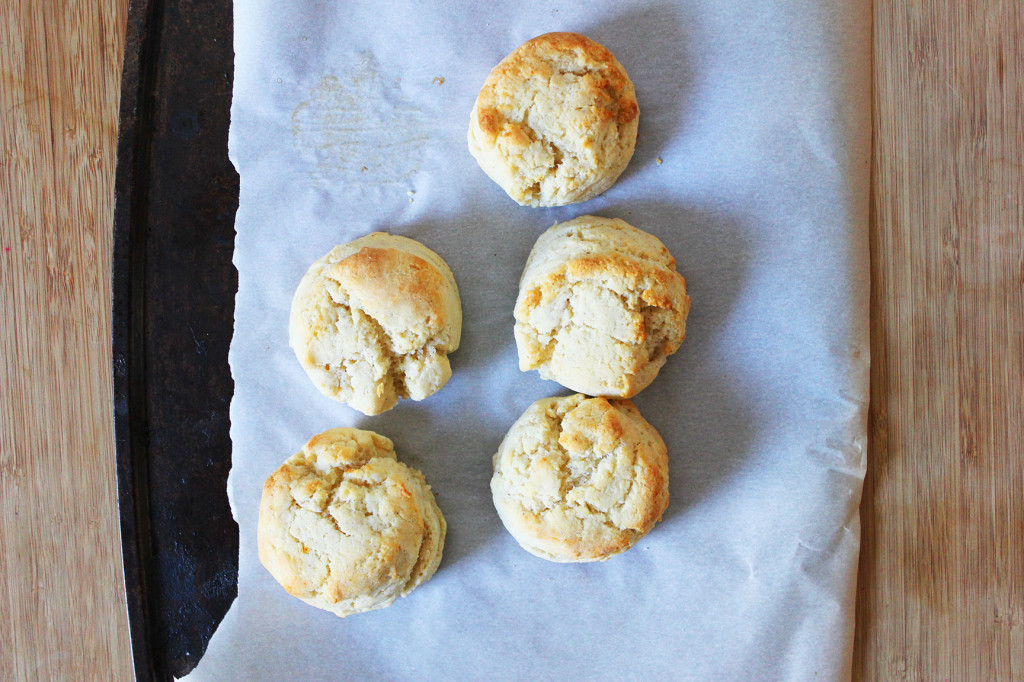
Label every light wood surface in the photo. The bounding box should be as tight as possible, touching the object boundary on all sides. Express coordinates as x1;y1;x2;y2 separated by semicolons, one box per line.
0;0;134;679
1;1;1021;680
854;2;1024;681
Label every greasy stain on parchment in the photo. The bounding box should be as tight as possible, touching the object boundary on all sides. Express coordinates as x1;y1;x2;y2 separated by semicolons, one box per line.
291;51;430;188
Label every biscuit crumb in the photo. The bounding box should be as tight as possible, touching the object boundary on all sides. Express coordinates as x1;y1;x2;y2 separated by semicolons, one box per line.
432;76;445;86
655;157;663;165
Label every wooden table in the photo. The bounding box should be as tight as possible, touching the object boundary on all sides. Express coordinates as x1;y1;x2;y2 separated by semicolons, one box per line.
1;1;1020;679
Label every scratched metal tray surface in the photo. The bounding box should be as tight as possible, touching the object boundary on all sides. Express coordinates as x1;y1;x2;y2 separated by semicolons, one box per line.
112;0;238;678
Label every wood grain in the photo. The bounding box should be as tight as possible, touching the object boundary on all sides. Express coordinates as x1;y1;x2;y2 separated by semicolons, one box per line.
855;1;1024;680
0;0;134;679
1;0;1022;679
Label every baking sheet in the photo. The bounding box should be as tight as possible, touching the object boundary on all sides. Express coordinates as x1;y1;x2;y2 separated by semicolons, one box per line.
186;1;871;679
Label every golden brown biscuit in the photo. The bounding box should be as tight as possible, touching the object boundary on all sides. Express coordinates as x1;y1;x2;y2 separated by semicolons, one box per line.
468;32;639;207
289;232;462;415
491;394;669;562
258;428;446;617
515;216;691;398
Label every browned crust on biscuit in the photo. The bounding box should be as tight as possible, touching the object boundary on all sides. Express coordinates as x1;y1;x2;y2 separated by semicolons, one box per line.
491;32;634;116
476;32;638;135
564;253;685;295
332;247;448;333
514;253;687;330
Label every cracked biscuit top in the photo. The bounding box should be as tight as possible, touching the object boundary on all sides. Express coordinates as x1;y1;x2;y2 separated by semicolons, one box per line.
491;394;669;562
468;32;639;207
289;232;462;415
515;216;691;398
258;427;446;617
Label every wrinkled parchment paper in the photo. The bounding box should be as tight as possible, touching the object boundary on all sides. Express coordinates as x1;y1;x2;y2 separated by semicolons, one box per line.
186;1;870;679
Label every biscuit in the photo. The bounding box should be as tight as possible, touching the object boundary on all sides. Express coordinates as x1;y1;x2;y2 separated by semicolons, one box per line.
258;427;446;617
514;216;691;398
491;394;669;562
289;232;462;415
468;32;639;207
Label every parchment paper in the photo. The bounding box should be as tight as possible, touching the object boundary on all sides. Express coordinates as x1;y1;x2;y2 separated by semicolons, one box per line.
186;1;871;679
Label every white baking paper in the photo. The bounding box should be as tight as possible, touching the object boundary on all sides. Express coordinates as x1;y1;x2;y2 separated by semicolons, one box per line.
186;1;870;679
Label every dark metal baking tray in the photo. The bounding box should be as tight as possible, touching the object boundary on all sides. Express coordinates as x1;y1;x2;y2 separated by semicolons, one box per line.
112;0;238;678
